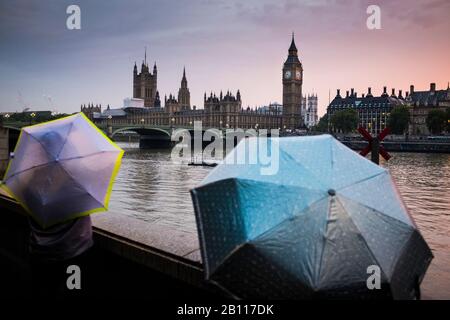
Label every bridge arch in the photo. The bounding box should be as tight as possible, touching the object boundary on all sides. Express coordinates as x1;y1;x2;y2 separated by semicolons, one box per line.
111;126;171;139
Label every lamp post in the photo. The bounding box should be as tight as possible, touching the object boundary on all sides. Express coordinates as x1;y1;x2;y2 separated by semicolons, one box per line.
107;115;112;137
141;118;145;127
3;114;10;125
219;120;223;129
171;117;175;130
30;112;36;125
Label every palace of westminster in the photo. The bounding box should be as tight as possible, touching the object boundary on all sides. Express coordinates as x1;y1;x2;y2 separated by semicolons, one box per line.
82;35;319;130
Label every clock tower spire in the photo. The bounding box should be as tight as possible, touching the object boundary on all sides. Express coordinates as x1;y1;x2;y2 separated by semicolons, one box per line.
282;33;303;129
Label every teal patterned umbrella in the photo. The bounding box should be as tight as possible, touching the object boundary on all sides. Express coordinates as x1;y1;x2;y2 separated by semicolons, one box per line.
191;135;432;299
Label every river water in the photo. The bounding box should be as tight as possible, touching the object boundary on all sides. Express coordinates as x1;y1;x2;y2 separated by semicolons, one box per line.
109;142;450;299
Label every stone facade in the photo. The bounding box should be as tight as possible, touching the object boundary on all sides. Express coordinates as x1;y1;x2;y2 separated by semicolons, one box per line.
81;103;101;119
133;56;160;108
407;83;450;135
89;36;308;131
304;94;318;128
282;34;303;129
165;68;192;114
327;87;406;135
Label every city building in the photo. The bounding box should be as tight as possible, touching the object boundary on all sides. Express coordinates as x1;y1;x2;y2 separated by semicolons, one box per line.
80;103;101;119
327;87;406;135
258;102;283;115
164;68;192;114
133;49;160;108
304;94;318;128
282;33;304;129
407;83;450;135
84;35;307;130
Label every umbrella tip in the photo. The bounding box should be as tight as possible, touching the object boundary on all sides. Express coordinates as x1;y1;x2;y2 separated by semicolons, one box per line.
328;189;336;196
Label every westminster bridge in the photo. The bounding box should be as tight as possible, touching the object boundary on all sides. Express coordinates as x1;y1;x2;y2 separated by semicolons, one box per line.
0;118;283;151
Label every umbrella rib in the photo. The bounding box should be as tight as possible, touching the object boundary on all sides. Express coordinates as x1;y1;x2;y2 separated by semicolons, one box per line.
337;195;419;286
278;147;328;190
55;121;76;160
7;119;76;181
59;150;116;163
315;197;330;290
207;187;328;278
25;126;70;161
337;170;387;193
316;197;388;290
337;196;391;281
3;160;57;181
337;193;414;230
250;193;329;243
57;161;106;209
209;242;248;278
246;195;330;291
4;130;58;181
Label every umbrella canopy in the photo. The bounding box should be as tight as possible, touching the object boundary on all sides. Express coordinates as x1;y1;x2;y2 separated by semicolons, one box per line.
191;135;433;299
1;113;124;228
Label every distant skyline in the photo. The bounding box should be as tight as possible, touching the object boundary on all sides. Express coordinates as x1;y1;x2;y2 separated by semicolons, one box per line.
0;0;449;116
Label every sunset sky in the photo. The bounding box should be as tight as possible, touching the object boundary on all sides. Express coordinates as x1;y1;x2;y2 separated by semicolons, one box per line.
0;0;449;116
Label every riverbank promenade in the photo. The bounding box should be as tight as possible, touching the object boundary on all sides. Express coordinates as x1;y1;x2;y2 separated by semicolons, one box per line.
0;186;445;299
0;191;222;299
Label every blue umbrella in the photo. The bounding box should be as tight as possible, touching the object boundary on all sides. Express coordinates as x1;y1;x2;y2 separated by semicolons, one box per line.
191;135;432;299
1;113;124;228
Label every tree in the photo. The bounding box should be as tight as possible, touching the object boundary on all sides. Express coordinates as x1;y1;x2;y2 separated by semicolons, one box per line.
388;106;410;134
330;109;359;134
313;113;329;132
426;109;447;135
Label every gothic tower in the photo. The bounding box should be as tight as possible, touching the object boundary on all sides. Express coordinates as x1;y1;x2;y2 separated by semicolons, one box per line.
282;33;303;129
178;67;191;110
133;49;158;108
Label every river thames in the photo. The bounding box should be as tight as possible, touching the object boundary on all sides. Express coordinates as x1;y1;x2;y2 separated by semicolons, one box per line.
109;142;450;299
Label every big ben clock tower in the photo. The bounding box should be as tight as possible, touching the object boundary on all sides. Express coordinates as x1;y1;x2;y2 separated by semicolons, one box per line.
282;33;303;129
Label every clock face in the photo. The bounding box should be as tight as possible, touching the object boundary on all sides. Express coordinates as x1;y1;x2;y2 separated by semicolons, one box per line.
296;70;301;80
285;71;291;79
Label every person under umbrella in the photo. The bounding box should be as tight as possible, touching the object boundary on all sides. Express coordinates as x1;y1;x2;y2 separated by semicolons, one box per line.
1;112;124;296
191;134;433;299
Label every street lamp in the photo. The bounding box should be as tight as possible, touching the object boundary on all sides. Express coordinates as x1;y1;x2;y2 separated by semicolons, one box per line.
141;118;145;127
171;117;175;129
219;120;223;129
29;112;36;125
